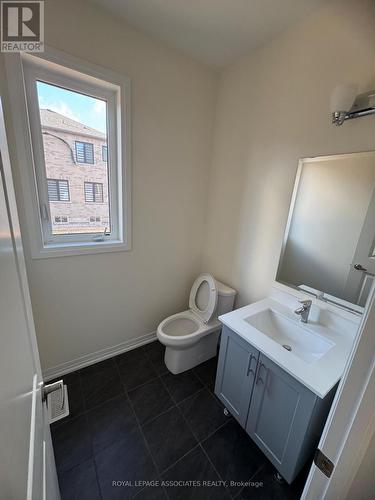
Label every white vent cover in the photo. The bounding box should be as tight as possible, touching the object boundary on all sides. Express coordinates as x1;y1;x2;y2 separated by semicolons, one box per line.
47;384;70;424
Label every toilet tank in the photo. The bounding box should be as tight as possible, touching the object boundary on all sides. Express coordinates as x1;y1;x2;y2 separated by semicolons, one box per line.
215;279;237;317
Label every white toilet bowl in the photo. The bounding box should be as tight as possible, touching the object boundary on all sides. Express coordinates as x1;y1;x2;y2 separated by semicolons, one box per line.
157;273;236;374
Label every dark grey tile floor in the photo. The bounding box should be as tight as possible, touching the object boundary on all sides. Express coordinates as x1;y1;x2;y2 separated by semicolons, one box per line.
51;341;308;500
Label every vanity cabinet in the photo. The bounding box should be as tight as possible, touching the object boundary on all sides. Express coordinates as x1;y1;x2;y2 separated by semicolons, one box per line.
215;326;336;484
215;326;259;426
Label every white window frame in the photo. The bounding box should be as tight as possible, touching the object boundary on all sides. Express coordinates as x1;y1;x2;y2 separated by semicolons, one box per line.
4;48;131;258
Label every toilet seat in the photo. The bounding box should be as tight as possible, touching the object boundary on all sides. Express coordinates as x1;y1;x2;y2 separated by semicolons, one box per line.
189;273;218;323
157;310;220;347
161;313;200;337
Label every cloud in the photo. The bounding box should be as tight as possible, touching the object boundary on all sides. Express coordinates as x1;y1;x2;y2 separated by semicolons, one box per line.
39;98;82;122
93;99;106;115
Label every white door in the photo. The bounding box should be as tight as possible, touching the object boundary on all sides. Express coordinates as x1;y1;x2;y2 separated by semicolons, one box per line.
302;288;375;499
0;99;60;500
344;188;375;305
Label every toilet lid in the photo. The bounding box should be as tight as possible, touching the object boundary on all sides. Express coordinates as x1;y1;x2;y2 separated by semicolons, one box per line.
189;273;218;323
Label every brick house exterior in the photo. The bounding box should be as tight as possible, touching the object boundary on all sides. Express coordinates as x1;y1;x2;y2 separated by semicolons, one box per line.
40;109;109;235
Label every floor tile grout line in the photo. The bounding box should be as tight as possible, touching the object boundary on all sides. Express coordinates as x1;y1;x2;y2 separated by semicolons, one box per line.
191;368;209;389
137;402;177;429
192;354;219;391
87;358;159;500
56;347;274;500
175;386;207;408
127;397;166;496
113;360;166;486
175;392;232;498
157;367;204;409
122;354;178;428
79;366;106;500
115;365;170;500
232;463;266;499
159;370;233;498
155;370;209;481
179;400;233;499
198;418;233;446
158;364;232;446
125;353;171;500
125;372;164;396
161;363;241;500
83;382;103;500
197;443;233;500
158;442;201;476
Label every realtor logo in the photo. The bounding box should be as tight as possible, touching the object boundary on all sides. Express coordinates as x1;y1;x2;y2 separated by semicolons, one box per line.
1;1;44;52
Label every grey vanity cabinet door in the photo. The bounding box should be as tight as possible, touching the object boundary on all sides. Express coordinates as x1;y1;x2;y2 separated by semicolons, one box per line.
215;326;259;427
246;353;317;483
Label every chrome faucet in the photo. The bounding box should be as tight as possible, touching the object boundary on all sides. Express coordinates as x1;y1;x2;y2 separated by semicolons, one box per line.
294;299;312;323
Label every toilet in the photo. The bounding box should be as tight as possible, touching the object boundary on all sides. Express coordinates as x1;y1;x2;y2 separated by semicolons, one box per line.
157;273;236;374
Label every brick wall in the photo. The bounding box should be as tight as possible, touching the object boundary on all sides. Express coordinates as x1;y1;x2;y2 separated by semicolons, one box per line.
42;128;110;235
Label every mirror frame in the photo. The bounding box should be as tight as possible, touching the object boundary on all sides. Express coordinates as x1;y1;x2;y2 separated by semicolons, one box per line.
275;151;375;315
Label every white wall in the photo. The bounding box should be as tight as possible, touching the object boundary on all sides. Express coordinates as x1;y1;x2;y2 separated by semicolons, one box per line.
347;430;375;499
202;0;375;307
0;0;217;371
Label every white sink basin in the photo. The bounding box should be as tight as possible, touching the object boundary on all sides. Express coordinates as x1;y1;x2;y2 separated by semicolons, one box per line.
244;308;334;363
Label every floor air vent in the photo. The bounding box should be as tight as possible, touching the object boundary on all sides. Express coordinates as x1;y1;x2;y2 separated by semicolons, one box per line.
47;383;70;424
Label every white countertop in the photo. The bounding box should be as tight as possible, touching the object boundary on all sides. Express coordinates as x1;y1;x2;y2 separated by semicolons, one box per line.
219;298;357;398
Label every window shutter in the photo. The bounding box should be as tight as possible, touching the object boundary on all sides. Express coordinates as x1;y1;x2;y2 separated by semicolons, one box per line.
47;179;59;201
85;182;94;202
94;183;103;203
85;143;94;164
58;180;70;201
75;142;85;163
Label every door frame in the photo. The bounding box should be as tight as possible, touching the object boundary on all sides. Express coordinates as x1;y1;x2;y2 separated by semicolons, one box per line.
0;97;60;500
302;287;375;499
0;98;42;382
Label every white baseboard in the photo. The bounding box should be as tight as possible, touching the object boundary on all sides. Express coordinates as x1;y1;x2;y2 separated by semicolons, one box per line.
43;331;157;381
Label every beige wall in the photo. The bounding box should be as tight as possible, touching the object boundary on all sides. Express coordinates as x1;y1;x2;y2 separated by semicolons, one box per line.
2;0;375;372
202;0;375;307
0;0;217;370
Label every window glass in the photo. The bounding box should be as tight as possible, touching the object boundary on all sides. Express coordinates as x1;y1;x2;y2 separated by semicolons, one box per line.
47;178;70;202
36;81;110;235
84;181;103;203
75;141;94;164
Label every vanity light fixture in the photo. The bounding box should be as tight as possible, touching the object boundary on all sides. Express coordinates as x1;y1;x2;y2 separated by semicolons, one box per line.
330;83;375;126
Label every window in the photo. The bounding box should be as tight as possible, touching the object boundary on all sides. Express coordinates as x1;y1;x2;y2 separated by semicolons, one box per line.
76;141;94;164
55;216;68;223
47;179;70;202
85;182;103;203
17;51;131;257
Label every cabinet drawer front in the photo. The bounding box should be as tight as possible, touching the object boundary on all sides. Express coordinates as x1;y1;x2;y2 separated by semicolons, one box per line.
215;326;259;426
246;354;316;481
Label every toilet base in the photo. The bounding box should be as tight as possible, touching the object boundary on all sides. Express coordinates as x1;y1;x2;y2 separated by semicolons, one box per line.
164;330;220;374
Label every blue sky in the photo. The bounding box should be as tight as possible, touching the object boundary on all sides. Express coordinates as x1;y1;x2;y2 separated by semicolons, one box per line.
36;81;107;134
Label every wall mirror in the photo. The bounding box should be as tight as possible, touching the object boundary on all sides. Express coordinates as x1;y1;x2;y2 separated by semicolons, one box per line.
277;152;375;312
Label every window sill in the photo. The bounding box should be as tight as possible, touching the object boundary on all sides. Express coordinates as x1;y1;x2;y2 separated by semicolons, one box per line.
31;239;131;259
